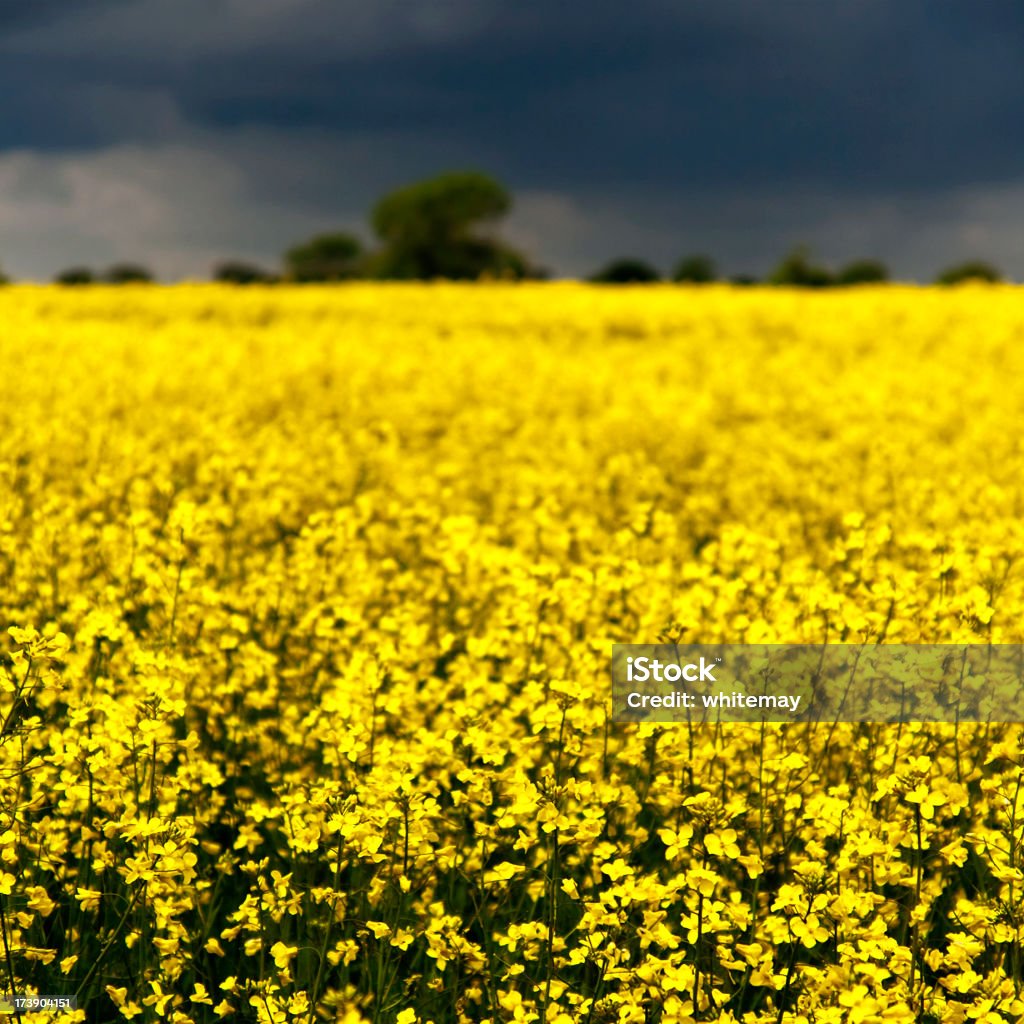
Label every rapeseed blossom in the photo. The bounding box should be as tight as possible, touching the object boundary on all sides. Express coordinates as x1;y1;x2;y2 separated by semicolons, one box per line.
0;283;1021;1021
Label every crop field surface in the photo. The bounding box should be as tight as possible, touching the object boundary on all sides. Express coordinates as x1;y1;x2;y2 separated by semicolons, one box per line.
2;283;1024;1023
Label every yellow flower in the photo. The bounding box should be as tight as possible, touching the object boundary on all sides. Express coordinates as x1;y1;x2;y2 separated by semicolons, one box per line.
4;283;1024;1020
269;941;299;969
484;861;525;885
192;984;214;1006
704;828;741;859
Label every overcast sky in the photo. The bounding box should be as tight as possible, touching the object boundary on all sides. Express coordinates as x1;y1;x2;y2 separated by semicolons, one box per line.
2;0;1024;280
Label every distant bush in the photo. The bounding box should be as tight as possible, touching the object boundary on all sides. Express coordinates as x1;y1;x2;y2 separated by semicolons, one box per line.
672;254;716;283
589;259;661;283
104;263;154;284
935;260;1002;285
730;275;759;286
284;233;365;282
768;246;832;288
213;261;277;285
836;260;889;285
55;267;96;285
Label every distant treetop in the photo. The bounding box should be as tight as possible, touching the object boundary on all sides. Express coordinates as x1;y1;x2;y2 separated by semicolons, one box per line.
935;260;1002;285
284;233;364;282
589;258;661;283
55;267;96;285
768;246;832;288
836;259;889;285
214;260;277;285
672;254;716;283
104;263;154;284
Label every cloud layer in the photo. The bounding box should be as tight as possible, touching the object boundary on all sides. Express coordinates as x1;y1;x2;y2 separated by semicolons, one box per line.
2;1;1024;279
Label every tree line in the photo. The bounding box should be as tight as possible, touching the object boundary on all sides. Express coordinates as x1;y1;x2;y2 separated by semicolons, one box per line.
42;172;541;287
0;170;1009;286
589;248;1005;287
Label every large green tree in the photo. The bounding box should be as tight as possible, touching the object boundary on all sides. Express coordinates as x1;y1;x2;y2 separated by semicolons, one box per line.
370;171;528;280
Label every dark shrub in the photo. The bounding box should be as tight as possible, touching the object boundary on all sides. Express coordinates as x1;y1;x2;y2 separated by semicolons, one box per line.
55;267;96;285
284;233;364;282
672;254;716;283
768;246;832;287
214;261;276;284
836;260;889;285
104;263;154;284
589;259;661;283
935;260;1002;285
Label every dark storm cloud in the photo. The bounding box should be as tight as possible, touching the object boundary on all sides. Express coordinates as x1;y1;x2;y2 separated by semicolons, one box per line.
6;1;1024;189
2;0;1024;278
0;0;101;28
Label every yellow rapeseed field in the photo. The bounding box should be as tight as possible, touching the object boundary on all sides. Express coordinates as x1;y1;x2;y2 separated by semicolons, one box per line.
2;282;1024;1023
